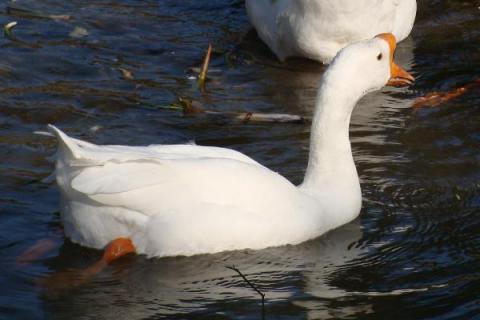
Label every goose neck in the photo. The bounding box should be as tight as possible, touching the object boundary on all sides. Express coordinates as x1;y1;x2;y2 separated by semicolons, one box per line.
301;79;360;191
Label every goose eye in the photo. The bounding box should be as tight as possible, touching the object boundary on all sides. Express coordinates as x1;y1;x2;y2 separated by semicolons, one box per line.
377;53;383;61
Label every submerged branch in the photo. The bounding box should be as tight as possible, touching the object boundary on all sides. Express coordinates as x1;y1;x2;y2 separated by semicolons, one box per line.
176;97;309;123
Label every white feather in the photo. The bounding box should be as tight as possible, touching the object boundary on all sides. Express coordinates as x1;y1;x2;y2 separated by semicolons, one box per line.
246;0;417;63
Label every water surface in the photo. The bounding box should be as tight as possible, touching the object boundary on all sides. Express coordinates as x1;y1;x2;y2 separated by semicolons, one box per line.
1;0;479;319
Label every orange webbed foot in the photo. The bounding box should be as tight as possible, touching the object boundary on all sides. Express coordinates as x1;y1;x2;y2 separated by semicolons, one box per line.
40;238;136;292
102;237;136;264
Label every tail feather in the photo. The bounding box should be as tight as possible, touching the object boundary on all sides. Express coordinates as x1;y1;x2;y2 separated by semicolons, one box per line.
47;124;82;160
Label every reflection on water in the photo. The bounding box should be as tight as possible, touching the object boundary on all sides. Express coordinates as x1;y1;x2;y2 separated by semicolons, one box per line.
41;221;364;319
1;0;479;319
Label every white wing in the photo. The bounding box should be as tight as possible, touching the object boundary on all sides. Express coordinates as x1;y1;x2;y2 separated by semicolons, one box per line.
48;125;300;218
73;158;300;216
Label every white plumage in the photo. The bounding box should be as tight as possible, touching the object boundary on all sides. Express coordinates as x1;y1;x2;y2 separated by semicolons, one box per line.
246;0;417;63
49;35;412;258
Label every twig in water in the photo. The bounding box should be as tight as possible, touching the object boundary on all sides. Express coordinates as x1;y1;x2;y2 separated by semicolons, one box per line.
226;265;265;320
147;96;309;124
6;6;71;21
198;44;212;90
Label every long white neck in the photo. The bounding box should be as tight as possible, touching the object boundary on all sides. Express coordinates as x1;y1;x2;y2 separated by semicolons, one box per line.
300;75;362;226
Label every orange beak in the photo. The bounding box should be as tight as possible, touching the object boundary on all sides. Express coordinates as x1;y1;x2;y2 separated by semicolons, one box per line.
376;33;415;87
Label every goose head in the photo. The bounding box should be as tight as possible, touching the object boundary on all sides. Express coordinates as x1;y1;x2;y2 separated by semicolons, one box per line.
319;33;414;103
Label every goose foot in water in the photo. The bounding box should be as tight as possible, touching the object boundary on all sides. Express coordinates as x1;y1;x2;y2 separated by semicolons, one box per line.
102;237;136;264
39;238;135;292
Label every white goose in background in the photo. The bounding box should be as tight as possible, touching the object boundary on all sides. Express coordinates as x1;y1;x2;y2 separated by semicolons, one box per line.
46;34;413;262
246;0;417;63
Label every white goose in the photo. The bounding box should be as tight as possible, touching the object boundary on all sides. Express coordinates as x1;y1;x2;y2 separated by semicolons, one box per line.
246;0;417;63
47;34;413;262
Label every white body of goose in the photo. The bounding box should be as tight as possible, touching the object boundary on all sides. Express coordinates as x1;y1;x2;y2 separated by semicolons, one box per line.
48;34;413;258
246;0;417;63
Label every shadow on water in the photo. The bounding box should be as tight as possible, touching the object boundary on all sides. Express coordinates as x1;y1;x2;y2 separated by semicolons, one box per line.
0;0;479;319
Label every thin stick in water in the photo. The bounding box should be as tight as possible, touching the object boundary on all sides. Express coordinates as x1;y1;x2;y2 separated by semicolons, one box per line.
226;265;265;320
198;44;212;90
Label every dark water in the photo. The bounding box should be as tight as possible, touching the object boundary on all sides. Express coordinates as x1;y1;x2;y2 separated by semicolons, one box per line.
1;0;479;319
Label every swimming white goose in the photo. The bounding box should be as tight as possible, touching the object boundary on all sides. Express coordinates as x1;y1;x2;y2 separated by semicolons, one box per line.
246;0;417;63
47;34;413;261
